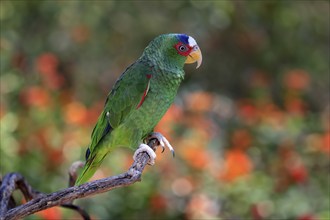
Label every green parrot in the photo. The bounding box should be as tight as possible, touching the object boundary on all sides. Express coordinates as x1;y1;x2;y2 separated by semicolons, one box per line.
75;33;202;185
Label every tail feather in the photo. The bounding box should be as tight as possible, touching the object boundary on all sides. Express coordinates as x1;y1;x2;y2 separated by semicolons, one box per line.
75;153;107;185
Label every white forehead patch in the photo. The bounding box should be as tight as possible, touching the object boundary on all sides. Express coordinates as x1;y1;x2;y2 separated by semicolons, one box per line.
188;36;197;47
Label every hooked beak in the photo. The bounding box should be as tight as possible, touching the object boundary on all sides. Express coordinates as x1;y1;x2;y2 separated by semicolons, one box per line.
185;45;202;69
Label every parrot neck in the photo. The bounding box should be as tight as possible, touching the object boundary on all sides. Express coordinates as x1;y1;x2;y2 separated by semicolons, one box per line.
141;50;185;80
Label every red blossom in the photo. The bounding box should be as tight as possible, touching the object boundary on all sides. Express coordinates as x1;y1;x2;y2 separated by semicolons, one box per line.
150;193;168;213
237;99;259;124
36;53;58;76
278;146;309;185
297;214;318;220
289;165;308;183
284;97;307;115
35;53;65;89
231;129;252;150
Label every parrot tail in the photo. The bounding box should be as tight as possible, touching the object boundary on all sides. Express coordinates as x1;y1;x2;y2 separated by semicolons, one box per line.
75;152;108;186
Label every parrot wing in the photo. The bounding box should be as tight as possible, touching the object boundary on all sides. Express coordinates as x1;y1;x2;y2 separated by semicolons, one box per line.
75;60;152;185
89;60;152;153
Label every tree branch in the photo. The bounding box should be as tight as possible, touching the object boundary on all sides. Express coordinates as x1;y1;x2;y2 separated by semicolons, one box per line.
0;139;157;220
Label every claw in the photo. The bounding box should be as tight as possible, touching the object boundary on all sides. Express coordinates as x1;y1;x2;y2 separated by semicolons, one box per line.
147;132;175;158
171;149;175;158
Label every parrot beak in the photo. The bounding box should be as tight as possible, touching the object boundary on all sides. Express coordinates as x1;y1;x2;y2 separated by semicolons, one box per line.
185;45;202;69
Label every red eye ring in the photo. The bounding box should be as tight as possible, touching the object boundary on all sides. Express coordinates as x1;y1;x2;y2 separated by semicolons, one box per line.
174;42;192;56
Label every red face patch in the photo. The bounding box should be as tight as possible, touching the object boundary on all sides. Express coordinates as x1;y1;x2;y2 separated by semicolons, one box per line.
174;42;192;57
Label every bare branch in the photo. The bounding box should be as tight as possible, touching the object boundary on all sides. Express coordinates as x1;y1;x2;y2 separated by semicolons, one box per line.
0;173;42;215
0;141;154;220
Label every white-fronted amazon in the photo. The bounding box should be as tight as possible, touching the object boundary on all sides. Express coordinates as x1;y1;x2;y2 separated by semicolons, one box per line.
75;33;202;185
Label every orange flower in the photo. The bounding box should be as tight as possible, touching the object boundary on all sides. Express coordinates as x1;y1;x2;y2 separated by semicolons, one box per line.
322;132;330;155
20;86;51;108
34;207;62;220
220;149;253;182
185;91;214;113
180;114;215;141
181;147;209;170
64;101;88;126
283;69;310;91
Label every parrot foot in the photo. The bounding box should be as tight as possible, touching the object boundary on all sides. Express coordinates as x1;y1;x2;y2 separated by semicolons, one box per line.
146;132;175;157
133;143;157;165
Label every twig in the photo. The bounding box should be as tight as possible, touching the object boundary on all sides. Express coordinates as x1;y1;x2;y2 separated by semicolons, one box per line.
0;173;42;215
0;139;157;220
60;204;91;220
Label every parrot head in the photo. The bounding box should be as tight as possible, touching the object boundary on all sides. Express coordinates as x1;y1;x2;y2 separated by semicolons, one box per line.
172;34;202;69
143;33;202;69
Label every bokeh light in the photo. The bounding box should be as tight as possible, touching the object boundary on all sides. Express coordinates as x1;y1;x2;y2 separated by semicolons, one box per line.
0;1;329;220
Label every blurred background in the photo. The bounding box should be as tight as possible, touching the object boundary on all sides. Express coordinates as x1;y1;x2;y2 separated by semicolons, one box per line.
0;1;329;220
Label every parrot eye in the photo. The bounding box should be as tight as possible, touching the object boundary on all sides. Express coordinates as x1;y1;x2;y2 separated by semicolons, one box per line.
178;45;188;52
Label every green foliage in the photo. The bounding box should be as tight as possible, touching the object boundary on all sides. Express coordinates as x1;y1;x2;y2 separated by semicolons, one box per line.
0;1;329;219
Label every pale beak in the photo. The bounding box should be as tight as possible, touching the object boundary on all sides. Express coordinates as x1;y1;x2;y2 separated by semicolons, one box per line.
185;45;202;69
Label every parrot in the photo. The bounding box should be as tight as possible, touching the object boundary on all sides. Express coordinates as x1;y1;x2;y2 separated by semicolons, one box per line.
75;33;202;185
